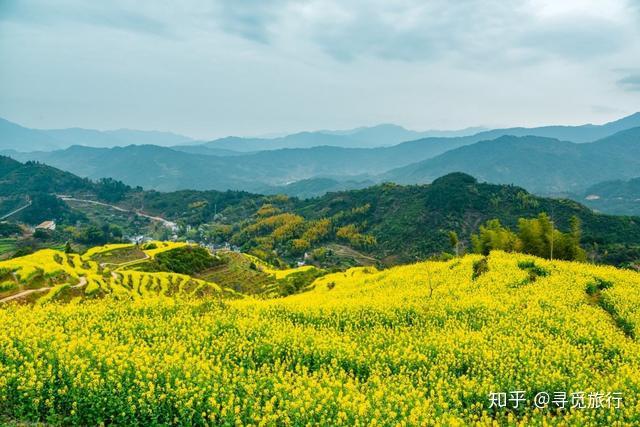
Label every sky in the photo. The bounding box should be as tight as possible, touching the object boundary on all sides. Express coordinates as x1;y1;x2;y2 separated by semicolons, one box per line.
1;0;639;139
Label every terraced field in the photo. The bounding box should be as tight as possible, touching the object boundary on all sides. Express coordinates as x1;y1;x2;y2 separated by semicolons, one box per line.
0;238;16;258
0;242;228;304
197;251;278;295
0;241;313;304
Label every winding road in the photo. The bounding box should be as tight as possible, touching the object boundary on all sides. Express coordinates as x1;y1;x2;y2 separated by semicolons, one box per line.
0;277;87;304
58;196;177;229
0;201;32;221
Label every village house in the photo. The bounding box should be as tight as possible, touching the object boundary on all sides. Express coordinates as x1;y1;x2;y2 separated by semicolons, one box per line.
35;220;56;231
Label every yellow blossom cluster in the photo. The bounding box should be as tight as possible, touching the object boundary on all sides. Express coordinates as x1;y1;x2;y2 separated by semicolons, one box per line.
0;251;639;425
0;245;228;301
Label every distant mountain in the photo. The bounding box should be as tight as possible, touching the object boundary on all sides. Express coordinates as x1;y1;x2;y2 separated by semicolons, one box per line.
4;136;486;192
5;145;255;192
201;113;640;152
259;177;375;199
170;145;247;156
472;112;640;143
384;127;640;194
0;117;194;151
318;123;486;145
202;124;486;152
579;177;640;216
3;112;639;155
0;118;61;152
202;132;372;152
8;126;640;197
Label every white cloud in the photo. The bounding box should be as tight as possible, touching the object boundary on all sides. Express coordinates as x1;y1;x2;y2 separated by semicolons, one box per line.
0;0;638;138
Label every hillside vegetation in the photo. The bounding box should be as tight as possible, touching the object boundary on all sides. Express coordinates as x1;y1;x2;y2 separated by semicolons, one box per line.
196;173;640;267
2;155;639;268
580;177;640;216
0;250;639;424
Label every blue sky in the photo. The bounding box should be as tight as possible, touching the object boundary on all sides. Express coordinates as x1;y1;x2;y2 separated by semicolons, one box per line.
1;0;639;139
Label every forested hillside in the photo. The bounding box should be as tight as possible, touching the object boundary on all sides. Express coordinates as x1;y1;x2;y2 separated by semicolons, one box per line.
580;177;640;216
2;156;639;268
386;128;640;194
139;173;640;267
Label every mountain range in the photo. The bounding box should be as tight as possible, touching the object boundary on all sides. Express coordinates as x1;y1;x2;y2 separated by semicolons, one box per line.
3;112;640;153
2;113;640;215
384;127;640;194
198;124;487;152
0;117;195;152
5;124;639;200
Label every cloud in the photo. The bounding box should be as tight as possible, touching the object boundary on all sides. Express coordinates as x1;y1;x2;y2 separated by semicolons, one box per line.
212;0;286;43
517;17;626;60
181;0;637;74
0;0;171;37
617;74;640;91
2;0;635;64
1;0;638;137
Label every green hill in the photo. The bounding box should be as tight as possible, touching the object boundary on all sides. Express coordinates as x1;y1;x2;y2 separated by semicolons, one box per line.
2;156;639;268
151;173;639;268
580;177;640;216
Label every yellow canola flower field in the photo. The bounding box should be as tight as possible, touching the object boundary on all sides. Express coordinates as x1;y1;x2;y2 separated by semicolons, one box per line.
0;244;226;301
83;243;136;258
244;253;315;279
83;240;188;259
1;251;640;425
142;241;189;258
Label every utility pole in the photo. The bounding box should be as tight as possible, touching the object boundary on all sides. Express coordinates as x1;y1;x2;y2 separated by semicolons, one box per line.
549;204;554;261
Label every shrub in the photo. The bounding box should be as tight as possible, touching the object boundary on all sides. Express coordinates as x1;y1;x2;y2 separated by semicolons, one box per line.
472;258;489;280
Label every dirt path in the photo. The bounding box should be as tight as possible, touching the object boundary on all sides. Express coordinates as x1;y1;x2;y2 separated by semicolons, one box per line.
58;196;177;229
0;277;87;304
325;243;378;265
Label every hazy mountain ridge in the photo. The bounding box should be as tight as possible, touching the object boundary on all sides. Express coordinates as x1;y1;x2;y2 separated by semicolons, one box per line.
6;125;640;200
469;112;640;144
199;112;640;151
384;127;640;194
4;112;638;154
3;137;482;192
0;117;195;152
202;124;486;151
2;113;640;202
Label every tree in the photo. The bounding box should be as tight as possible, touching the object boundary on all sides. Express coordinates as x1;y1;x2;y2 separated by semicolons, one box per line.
472;213;586;262
471;219;519;255
64;241;73;254
448;231;460;257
